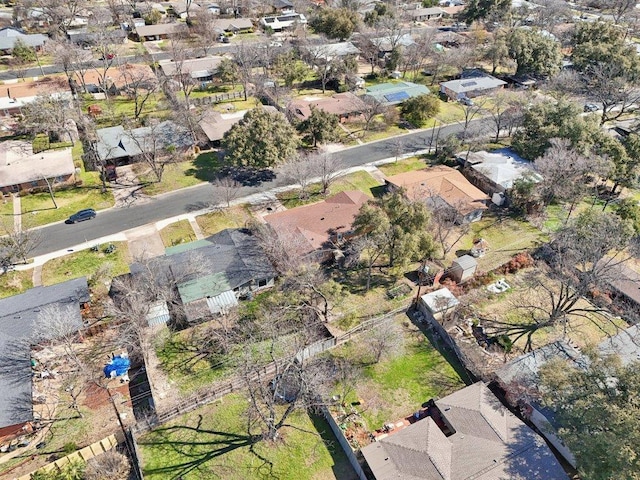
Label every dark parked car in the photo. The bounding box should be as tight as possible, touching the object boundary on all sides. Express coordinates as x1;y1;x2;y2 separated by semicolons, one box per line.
67;209;96;224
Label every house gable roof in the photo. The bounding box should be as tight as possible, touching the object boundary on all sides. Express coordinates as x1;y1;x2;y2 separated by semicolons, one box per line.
440;75;507;94
0;278;89;429
264;190;369;255
460;149;541;190
287;92;367;121
0;140;75;189
0;27;47;50
386;165;489;214
95;121;193;161
140;228;277;305
361;382;569;480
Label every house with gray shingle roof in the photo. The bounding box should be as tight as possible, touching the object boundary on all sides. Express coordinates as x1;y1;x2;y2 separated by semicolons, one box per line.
361;382;569;480
0;27;47;53
0;278;89;439
440;75;507;101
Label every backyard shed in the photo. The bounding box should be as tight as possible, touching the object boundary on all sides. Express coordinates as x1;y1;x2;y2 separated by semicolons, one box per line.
419;287;459;319
450;254;477;283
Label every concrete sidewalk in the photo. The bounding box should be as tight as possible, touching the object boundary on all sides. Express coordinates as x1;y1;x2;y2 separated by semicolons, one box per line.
15;154;420;271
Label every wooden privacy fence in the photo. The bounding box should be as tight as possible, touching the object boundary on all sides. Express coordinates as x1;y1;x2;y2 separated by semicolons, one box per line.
134;304;410;434
18;434;118;480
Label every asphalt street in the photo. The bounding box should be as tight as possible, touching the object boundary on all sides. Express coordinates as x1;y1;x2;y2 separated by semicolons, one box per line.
29;118;490;257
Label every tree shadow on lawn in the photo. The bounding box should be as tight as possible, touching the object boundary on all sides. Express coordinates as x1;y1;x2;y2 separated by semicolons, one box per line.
139;418;268;479
184;152;221;182
308;412;358;480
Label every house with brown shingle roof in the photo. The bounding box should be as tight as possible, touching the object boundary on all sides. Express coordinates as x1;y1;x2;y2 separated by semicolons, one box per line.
361;382;569;480
263;190;369;259
385;165;489;223
286;92;367;123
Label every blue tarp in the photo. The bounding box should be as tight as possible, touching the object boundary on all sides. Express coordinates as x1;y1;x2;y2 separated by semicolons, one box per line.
103;355;130;378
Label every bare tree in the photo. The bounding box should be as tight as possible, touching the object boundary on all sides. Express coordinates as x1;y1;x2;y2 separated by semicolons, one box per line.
119;62;159;121
167;34;198;109
535;138;609;220
233;42;260;101
281;153;316;200
47;39;91;91
189;9;220;56
211;175;242;208
310;150;343;196
429;202;470;259
460;99;486;139
586;63;640;126
487;90;521;142
19;95;78;145
361;95;386;132
368;319;404;363
124;120;191;182
0;217;42;267
492;210;637;351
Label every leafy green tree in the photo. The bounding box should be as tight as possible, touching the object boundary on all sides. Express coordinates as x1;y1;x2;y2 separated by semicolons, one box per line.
459;0;511;24
615;198;640;234
484;33;511;75
352;190;436;269
12;38;36;62
572;21;640;77
364;2;392;26
400;94;440;127
540;351;640;480
274;52;310;88
223;108;299;168
217;57;240;89
144;8;162;25
297;107;340;147
512;100;599;159
508;28;562;77
594;132;639;195
309;8;360;40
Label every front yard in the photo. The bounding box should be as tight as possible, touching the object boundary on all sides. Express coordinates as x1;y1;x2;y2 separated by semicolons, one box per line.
138;393;356;480
276;170;382;209
196;204;254;236
0;269;33;298
20;171;114;227
159;220;197;247
40;242;130;293
138;152;221;196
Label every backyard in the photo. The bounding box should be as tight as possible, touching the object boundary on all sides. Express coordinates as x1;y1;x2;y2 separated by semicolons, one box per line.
442;212;548;272
468;267;629;354
138;393;356;480
328;315;466;434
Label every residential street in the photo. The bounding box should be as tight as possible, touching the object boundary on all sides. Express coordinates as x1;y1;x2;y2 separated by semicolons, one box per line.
28;118;489;257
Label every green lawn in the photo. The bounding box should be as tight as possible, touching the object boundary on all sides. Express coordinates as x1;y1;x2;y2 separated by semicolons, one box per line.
377;156;429;176
41;242;130;292
159;220;197;247
0;194;13;216
332;316;466;431
82;93;168;128
0;269;33;298
196;205;254;236
138;393;356;480
435;100;466;125
446;213;548;272
139;153;221;196
276;171;381;209
20;171;114;227
154;328;237;394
